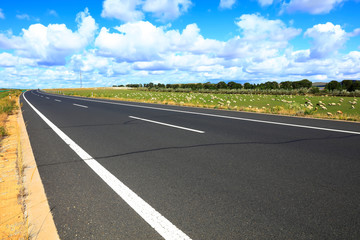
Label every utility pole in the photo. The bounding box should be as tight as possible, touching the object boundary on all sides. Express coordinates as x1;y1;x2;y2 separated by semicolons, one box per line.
80;70;82;88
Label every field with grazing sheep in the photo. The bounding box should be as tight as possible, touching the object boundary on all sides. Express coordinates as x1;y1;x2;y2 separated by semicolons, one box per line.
46;88;360;121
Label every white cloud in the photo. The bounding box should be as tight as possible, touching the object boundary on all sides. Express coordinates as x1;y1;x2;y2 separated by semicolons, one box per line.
0;52;35;67
219;0;236;9
48;10;58;17
337;51;360;75
2;9;360;88
283;0;346;14
258;0;273;7
0;8;97;66
101;0;192;22
70;51;110;73
0;8;5;19
235;14;301;42
245;56;289;74
95;21;221;62
95;21;168;62
305;22;347;59
16;14;31;20
101;0;144;22
348;28;360;37
0;33;23;49
142;0;192;21
219;14;301;60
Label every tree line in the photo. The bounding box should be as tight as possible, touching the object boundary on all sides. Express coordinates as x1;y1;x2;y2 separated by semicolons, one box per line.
113;79;360;93
325;80;360;92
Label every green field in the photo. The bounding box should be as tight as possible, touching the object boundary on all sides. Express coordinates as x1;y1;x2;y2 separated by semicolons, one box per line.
46;88;360;121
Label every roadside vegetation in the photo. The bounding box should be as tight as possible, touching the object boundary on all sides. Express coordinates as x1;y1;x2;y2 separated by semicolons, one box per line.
0;89;29;239
0;90;22;138
47;84;360;121
115;79;360;97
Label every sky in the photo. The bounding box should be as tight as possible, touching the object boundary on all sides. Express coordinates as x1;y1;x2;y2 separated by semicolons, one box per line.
0;0;360;89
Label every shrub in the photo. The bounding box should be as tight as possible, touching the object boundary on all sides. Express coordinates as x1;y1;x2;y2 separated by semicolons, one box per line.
0;126;6;137
309;87;320;94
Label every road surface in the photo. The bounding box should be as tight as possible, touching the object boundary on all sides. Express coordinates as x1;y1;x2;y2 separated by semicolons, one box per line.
21;90;360;239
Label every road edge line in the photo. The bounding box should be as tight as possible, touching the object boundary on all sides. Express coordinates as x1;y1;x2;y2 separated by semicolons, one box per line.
23;91;191;240
19;92;60;240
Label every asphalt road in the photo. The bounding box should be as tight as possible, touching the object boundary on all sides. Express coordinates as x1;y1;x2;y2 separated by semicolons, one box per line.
21;90;360;239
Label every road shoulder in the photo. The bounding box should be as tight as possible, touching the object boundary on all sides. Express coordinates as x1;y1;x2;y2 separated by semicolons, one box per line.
18;94;60;239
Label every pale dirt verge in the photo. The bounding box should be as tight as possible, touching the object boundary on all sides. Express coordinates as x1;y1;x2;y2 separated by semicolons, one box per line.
0;111;28;239
0;95;60;240
18;95;60;240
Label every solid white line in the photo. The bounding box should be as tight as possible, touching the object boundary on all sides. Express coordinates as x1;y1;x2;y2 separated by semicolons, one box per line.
23;91;191;240
73;103;88;108
55;99;62;102
129;116;204;134
41;91;360;135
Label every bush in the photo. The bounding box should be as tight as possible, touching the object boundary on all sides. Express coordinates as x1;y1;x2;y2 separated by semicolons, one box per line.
0;126;6;137
309;87;320;94
1;101;16;114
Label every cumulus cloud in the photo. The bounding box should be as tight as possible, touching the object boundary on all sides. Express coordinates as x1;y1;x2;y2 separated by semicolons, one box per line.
2;9;360;88
0;8;5;19
0;8;97;66
95;21;221;62
219;0;236;9
220;14;301;60
142;0;192;20
305;22;347;59
70;51;111;73
91;14;309;82
101;0;192;22
95;21;168;62
236;14;301;42
0;52;35;67
101;0;143;22
95;14;300;65
283;0;346;14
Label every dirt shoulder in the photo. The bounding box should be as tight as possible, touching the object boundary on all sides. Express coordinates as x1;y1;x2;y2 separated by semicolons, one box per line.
0;110;28;239
0;95;59;239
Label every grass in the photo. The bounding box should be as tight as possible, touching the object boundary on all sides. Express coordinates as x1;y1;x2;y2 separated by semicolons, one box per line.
0;90;22;137
0;91;29;240
46;88;360;121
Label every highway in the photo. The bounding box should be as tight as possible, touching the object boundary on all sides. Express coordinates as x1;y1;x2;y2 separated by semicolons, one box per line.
21;90;360;239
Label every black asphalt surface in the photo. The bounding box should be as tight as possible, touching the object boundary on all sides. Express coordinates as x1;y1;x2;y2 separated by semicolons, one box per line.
21;90;360;239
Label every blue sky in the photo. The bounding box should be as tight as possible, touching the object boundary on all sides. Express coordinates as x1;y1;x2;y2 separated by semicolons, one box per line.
1;0;360;88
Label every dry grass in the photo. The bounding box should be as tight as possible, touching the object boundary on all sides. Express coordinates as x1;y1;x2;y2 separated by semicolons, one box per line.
0;91;29;239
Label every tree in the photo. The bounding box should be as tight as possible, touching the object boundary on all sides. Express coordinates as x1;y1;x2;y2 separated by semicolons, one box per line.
227;81;242;89
298;79;312;88
353;81;360;90
341;80;354;91
280;81;293;89
217;81;227;89
244;82;254;89
264;81;279;89
325;81;341;91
